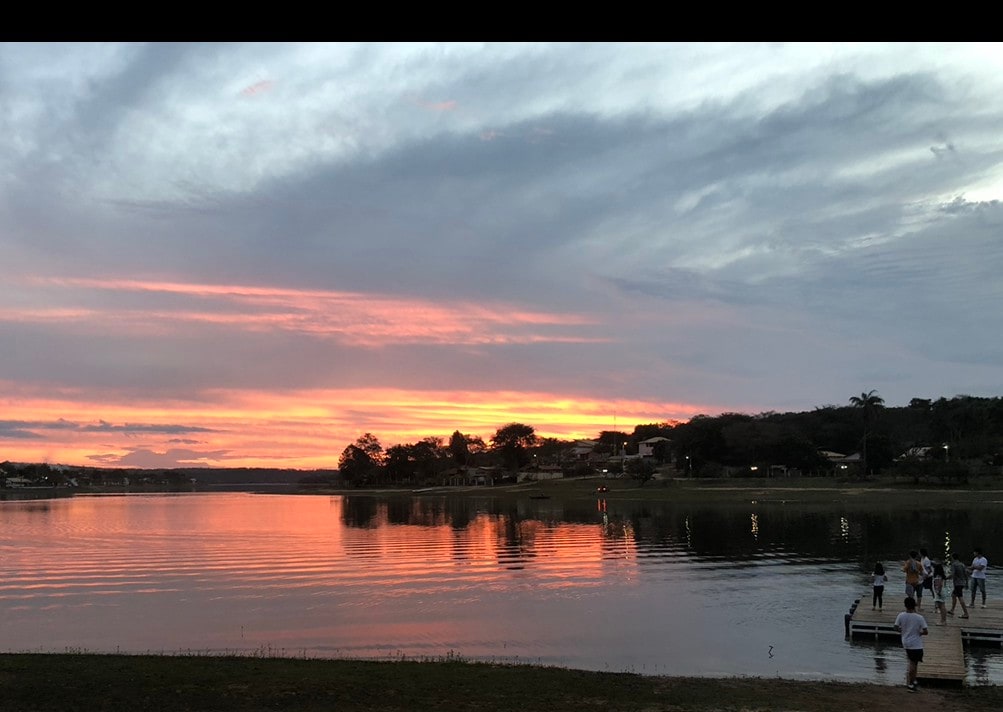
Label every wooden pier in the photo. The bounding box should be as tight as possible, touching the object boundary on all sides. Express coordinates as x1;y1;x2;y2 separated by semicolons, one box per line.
847;593;1002;684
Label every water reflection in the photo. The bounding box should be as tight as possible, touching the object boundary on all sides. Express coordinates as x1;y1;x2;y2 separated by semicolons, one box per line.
1;492;1002;684
969;648;994;686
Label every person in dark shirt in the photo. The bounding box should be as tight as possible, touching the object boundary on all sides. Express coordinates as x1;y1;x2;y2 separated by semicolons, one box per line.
947;552;970;619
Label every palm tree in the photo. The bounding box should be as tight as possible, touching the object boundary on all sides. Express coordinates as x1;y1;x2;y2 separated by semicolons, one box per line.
849;390;884;475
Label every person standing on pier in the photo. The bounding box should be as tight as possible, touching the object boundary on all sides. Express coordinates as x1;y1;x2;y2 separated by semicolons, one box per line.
912;551;928;610
873;562;888;610
971;548;988;608
920;548;934;595
894;597;928;692
932;562;948;625
902;551;923;604
948;552;970;619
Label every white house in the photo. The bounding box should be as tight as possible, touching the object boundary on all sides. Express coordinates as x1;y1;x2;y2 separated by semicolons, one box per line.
638;437;671;458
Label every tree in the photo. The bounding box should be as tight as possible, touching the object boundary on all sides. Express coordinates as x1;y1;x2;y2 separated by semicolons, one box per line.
337;445;377;487
465;435;487;456
625;457;656;485
849;390;884;475
448;430;470;467
384;438;445;485
632;422;675;442
849;390;885;418
491;423;537;471
532;437;572;466
595;430;630;456
337;433;386;486
354;433;385;466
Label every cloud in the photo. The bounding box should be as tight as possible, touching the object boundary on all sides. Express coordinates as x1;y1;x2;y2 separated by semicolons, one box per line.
87;447;231;468
416;98;456;111
0;423;42;439
0;418;216;437
240;79;274;97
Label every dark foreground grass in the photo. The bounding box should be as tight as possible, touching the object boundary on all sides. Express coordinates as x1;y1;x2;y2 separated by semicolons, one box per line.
2;654;1002;712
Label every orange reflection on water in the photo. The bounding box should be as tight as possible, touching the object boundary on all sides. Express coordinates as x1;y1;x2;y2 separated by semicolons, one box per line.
332;498;638;590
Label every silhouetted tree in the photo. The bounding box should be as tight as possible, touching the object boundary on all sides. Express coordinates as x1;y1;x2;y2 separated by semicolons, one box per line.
448;430;469;467
337;445;377;487
491;423;537;471
353;433;385;466
850;390;884;475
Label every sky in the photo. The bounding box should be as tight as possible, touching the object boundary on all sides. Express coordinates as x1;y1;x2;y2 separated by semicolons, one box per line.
2;42;1002;469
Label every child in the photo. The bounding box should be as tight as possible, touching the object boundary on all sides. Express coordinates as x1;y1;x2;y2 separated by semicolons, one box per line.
873;562;888;610
933;562;948;625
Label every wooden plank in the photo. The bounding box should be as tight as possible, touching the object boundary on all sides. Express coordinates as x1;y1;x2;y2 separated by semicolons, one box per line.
917;626;965;682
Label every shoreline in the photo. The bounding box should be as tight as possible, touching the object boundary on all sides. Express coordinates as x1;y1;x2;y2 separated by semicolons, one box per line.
2;653;1002;711
9;474;1003;505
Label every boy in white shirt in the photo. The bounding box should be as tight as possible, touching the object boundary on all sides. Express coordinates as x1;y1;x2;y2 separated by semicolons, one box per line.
894;597;928;692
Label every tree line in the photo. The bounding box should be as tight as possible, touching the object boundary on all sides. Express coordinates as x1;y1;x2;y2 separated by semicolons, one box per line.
328;393;1003;487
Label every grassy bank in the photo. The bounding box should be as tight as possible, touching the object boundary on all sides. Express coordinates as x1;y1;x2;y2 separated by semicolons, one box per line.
2;654;1002;712
33;473;1003;506
301;474;1003;507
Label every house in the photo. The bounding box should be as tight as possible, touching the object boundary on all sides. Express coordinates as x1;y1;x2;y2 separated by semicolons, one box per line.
568;440;599;461
526;465;564;481
898;446;933;460
638;436;671;458
446;467;497;487
824;451;861;473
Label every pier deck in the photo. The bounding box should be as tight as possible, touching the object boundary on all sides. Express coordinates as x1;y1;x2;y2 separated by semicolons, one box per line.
847;594;1001;684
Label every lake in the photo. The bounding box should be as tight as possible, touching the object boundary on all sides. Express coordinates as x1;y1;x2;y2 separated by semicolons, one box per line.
1;490;1001;685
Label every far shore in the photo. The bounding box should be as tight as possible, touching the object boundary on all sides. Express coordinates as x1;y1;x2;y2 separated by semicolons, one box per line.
292;473;1003;506
8;474;1003;506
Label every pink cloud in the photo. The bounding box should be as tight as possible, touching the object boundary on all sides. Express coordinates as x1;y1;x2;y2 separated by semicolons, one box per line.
417;98;457;112
17;277;603;346
239;79;274;97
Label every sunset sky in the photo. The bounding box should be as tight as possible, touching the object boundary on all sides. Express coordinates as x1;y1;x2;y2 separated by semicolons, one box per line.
2;43;1002;469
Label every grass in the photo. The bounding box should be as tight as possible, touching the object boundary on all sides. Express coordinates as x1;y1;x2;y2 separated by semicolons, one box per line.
2;653;1003;711
323;474;1003;508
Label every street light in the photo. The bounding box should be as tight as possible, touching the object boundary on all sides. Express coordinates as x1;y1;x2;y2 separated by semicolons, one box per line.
685;455;691;476
943;444;950;463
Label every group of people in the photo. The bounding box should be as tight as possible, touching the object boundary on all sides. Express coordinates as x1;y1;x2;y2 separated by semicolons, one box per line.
871;548;989;692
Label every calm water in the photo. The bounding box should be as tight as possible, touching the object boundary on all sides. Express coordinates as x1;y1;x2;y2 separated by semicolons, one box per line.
1;491;1001;685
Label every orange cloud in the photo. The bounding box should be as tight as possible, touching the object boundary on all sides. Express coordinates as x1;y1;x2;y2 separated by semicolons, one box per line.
0;382;712;469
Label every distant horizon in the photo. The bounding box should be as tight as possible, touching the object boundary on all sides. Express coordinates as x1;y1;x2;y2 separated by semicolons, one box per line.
3;391;994;471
